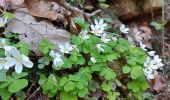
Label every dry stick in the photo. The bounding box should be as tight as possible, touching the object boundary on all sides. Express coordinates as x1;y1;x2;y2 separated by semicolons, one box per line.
27;86;41;100
53;0;101;17
25;81;36;97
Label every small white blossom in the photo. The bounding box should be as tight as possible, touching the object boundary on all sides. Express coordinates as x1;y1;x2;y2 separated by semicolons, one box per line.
0;39;6;48
96;44;105;52
11;48;33;73
94;19;107;31
50;50;64;67
119;24;129;34
112;37;118;42
0;17;8;27
59;42;73;54
148;51;155;56
53;54;64;67
143;68;154;80
139;42;147;51
91;19;107;36
101;33;110;43
90;57;96;63
79;30;89;40
0;57;16;70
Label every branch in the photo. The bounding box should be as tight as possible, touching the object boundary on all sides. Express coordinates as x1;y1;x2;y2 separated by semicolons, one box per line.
53;0;101;17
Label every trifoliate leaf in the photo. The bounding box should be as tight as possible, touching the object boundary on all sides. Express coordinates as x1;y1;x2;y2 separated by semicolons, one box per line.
8;79;28;93
12;72;28;79
60;91;77;100
78;88;88;98
102;82;112;92
60;77;68;86
122;66;131;74
64;81;75;92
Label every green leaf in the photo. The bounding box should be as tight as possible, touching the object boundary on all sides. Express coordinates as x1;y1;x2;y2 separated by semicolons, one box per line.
8;79;28;93
102;82;112;92
69;54;78;62
78;88;88;98
64;81;75;92
38;74;47;85
0;70;7;81
12;72;28;79
150;22;162;30
60;77;68;86
76;81;84;89
130;66;143;79
60;91;77;100
104;70;116;80
1;89;12;100
122;66;131;74
0;76;14;88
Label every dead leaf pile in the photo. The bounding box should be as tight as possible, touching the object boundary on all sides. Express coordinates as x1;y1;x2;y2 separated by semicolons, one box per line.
6;9;71;53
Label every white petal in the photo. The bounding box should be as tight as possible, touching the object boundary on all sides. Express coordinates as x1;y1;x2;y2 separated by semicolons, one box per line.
94;19;98;25
15;63;23;73
21;55;29;61
148;51;155;56
99;19;104;25
4;57;16;69
22;60;33;68
0;63;3;70
11;48;20;58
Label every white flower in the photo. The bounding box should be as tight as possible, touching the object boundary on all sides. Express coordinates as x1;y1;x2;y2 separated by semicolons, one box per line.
101;33;110;43
91;19;107;36
139;42;147;51
144;56;158;70
143;68;154;80
119;24;129;34
135;31;142;42
50;50;64;67
96;44;105;52
79;30;89;40
94;19;107;31
59;42;73;54
90;57;96;63
53;53;64;67
0;57;16;70
11;48;33;73
91;25;103;36
0;17;8;27
112;37;118;42
50;50;56;58
0;38;6;48
148;51;155;56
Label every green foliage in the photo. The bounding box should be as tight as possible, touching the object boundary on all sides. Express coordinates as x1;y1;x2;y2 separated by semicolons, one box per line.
150;20;167;31
14;42;31;55
74;18;90;31
39;39;55;54
0;72;28;99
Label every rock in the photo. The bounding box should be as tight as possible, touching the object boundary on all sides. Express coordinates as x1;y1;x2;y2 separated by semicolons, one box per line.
115;0;139;21
143;0;163;13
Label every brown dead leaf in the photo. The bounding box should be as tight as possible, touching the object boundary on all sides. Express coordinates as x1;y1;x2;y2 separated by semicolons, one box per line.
6;9;71;53
9;0;24;5
149;75;164;93
24;0;71;20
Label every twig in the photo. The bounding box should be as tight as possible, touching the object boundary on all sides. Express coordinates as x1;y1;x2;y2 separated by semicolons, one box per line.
53;0;101;17
27;86;41;100
25;81;36;97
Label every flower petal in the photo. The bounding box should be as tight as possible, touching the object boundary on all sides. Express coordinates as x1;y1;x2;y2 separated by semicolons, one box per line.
22;60;33;68
15;63;23;73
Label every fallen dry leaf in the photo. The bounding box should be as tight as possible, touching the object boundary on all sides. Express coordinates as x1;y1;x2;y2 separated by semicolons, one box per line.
149;75;164;93
6;9;71;53
24;0;71;20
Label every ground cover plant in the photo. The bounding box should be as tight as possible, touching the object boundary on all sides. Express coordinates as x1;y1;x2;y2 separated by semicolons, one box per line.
0;10;164;100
